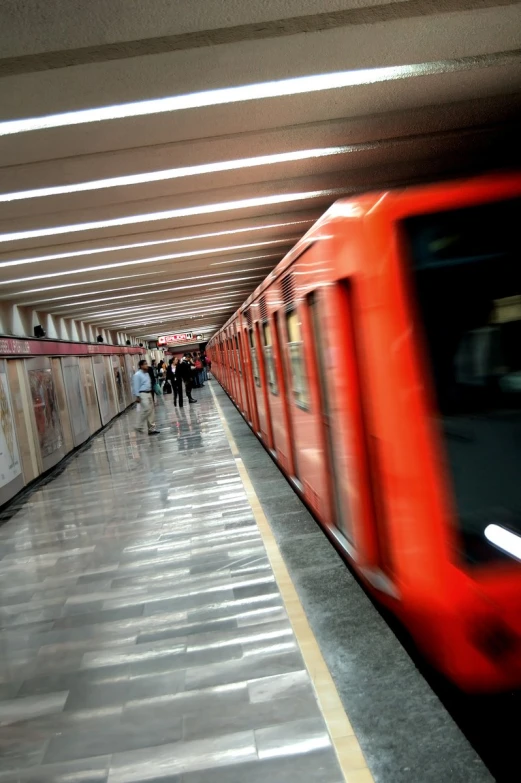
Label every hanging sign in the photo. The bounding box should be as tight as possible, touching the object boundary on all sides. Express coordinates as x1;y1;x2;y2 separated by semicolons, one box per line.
157;332;193;346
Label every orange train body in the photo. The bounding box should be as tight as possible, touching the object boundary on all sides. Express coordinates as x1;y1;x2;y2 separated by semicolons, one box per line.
208;172;521;692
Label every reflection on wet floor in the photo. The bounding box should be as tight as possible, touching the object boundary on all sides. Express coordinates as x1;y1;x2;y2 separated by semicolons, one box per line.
0;385;343;782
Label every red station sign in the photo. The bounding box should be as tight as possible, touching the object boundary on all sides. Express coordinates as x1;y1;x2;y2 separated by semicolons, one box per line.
157;332;193;346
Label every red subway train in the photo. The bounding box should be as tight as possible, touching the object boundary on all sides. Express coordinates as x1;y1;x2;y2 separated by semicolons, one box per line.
208;172;521;693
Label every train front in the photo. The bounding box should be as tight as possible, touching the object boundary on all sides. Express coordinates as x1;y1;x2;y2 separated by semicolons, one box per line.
396;174;521;691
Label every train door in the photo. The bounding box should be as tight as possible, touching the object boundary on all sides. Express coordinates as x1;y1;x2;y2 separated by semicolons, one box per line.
307;291;352;542
244;325;260;433
234;329;245;413
273;310;299;478
258;320;275;450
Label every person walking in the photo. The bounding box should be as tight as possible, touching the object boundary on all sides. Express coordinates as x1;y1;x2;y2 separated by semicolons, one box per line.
133;360;159;435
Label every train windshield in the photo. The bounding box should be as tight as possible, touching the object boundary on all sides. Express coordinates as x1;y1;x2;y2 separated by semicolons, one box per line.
405;197;521;565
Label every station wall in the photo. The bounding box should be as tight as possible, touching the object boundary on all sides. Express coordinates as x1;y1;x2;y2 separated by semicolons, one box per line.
0;336;143;508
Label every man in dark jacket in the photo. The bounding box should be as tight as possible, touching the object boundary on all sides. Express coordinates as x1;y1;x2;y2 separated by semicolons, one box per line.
176;354;197;404
148;360;158;403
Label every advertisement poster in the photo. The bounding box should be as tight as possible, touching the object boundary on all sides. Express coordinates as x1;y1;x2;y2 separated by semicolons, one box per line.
62;363;88;439
28;368;63;458
0;367;21;489
112;356;125;409
93;356;111;425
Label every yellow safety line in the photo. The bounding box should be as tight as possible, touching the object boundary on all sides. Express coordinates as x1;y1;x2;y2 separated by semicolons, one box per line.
210;383;375;783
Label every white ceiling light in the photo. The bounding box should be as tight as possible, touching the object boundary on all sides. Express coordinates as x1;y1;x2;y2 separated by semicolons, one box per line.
73;282;250;315
82;291;248;320
83;292;244;319
0;190;342;244
3;246;286;285
21;266;272;305
0;220;312;270
1;147;352;202
48;275;266;309
0;56;504;137
484;524;521;561
14;270;169;295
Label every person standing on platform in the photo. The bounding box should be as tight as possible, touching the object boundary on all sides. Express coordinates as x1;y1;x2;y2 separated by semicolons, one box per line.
133;360;159;435
178;353;197;403
148;360;158;403
169;358;183;407
194;353;204;388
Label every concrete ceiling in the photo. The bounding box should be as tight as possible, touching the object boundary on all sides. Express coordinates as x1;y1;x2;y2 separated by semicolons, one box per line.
0;0;520;340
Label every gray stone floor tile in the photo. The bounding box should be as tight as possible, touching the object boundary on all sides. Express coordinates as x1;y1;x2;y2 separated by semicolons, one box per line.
13;756;110;783
107;730;257;782
181;748;345;783
44;716;184;763
0;388;344;783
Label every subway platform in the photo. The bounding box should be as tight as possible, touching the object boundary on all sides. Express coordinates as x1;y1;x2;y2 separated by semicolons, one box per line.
0;381;491;783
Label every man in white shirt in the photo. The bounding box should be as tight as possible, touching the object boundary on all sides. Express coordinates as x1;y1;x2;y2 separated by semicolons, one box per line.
132;360;159;435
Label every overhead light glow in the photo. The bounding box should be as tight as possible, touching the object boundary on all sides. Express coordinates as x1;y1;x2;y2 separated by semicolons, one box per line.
47;275;266;310
4;247;285;286
0;55;505;137
0;220;311;270
0;190;342;244
0;147;352;202
484;524;521;561
21;266;272;305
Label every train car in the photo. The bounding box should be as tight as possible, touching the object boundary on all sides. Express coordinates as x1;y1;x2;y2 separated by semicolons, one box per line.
208;171;521;692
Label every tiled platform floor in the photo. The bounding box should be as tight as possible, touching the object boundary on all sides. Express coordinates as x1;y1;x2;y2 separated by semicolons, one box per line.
0;383;345;782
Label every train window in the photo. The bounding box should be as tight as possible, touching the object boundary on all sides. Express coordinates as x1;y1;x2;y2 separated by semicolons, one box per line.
404;197;521;565
286;310;309;410
249;328;261;387
235;335;242;376
262;322;278;395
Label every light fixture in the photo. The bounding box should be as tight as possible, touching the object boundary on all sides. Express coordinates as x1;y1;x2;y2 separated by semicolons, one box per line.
0;220;312;270
4;248;284;287
20;267;272;305
0;190;343;244
0;52;511;137
484;524;521;561
0;147;354;203
47;275;266;310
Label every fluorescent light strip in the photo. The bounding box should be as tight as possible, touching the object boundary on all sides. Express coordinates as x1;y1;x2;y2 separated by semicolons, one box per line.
7;250;281;289
118;308;235;328
0;56;503;137
3;245;284;285
1;147;351;203
484;524;521;561
88;294;246;321
119;305;235;326
50;275;265;310
14;270;170;295
22;266;271;305
0;190;340;244
75;283;250;316
82;293;248;321
0;220;311;270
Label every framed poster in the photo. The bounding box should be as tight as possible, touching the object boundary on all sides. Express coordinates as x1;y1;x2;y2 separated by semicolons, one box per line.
112;355;125;411
51;358;74;453
104;355;118;419
118;355;131;407
62;356;89;447
26;357;65;472
5;360;39;485
0;361;23;506
93;355;111;425
79;357;101;435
